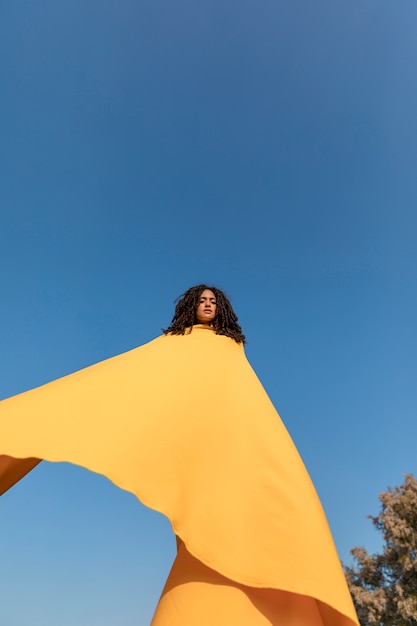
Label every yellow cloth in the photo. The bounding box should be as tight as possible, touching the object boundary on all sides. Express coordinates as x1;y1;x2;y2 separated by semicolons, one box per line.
0;326;358;626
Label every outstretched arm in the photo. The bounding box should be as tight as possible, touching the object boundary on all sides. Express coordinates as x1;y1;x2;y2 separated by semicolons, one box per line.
0;455;41;496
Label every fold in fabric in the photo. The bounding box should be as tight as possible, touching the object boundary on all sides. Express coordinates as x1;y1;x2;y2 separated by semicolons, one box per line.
152;541;348;626
0;326;358;626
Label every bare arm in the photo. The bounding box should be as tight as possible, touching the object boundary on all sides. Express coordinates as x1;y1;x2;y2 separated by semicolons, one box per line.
0;455;41;496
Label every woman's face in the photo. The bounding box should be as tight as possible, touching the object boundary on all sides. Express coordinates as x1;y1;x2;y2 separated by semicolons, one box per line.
195;289;217;324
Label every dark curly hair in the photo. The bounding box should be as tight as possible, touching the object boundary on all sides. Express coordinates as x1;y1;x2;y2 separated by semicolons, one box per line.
163;284;246;344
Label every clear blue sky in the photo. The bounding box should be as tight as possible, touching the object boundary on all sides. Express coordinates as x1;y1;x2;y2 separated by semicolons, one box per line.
1;1;416;624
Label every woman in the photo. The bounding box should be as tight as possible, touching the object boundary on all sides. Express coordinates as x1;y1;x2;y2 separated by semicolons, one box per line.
0;285;358;626
163;284;245;342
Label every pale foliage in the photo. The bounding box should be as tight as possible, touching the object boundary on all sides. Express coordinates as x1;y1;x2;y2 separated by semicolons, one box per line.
345;474;417;626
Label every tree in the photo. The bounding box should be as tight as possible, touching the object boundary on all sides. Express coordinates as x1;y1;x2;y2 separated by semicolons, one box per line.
345;474;417;626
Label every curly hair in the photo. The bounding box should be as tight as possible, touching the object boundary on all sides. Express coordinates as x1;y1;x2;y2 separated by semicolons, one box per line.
163;284;246;344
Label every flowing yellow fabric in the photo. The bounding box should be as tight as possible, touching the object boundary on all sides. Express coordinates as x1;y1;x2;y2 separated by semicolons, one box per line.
0;326;358;626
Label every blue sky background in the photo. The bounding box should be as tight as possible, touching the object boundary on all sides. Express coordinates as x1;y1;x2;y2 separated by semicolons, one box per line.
1;0;416;623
